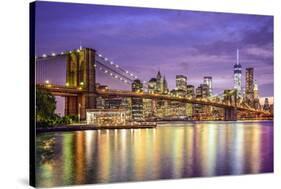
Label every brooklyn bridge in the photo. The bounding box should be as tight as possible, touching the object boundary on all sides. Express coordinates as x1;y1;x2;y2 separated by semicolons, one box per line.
35;47;272;121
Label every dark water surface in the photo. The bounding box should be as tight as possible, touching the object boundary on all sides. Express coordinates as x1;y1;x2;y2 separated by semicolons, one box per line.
36;121;273;187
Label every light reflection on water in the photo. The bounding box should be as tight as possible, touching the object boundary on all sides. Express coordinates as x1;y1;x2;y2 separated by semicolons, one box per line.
36;121;273;187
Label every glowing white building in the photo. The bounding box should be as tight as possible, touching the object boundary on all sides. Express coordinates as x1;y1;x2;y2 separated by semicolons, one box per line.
234;49;242;96
254;80;259;99
203;76;212;96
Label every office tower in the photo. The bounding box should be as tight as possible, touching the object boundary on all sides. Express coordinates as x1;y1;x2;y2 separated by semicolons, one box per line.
176;75;187;91
245;67;254;105
196;84;210;98
131;79;144;121
148;78;157;94
203;76;212;96
156;71;168;94
254;80;259;99
186;85;195;98
234;49;242;96
132;79;143;92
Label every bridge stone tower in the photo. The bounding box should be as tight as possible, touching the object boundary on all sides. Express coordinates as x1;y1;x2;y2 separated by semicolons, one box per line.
223;89;237;121
65;48;96;120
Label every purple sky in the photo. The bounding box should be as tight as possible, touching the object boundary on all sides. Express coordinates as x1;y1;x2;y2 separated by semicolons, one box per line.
35;1;273;97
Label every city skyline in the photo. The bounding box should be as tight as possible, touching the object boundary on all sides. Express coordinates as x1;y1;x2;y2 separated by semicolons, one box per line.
35;2;273;97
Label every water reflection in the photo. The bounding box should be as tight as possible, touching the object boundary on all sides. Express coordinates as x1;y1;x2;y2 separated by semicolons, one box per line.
36;121;273;187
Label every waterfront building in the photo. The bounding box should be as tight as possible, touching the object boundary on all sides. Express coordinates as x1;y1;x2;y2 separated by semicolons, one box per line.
96;96;105;109
86;109;128;126
234;49;242;96
176;75;187;91
104;98;122;109
131;79;144;121
203;76;213;96
143;99;153;118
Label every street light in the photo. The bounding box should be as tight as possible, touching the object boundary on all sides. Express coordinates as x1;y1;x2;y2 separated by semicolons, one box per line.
45;80;49;84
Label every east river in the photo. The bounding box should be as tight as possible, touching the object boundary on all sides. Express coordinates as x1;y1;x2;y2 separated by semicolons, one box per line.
36;120;273;187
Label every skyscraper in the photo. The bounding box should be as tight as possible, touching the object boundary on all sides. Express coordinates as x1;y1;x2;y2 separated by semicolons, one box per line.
196;84;209;98
155;70;168;94
203;76;212;96
234;49;242;96
131;79;144;121
176;75;187;91
148;78;157;94
245;67;254;104
254;80;259;99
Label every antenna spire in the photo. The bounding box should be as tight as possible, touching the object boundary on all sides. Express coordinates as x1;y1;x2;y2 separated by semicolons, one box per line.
236;48;239;65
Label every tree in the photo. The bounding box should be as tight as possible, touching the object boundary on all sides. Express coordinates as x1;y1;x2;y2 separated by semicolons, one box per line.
36;89;56;122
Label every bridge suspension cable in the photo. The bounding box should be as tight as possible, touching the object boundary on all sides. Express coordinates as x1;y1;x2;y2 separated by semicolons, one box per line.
35;47;147;86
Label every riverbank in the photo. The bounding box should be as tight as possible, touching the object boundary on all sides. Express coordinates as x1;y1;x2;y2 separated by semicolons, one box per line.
36;124;157;133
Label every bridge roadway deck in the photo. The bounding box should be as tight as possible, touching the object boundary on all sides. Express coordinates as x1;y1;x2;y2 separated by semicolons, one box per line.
36;84;271;115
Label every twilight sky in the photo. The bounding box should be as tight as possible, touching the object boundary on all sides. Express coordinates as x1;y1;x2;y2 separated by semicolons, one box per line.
35;1;273;97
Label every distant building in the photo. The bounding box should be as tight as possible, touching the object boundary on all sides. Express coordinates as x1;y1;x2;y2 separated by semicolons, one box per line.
203;76;213;96
245;67;254;107
234;49;242;96
155;71;168;94
148;78;157;94
253;80;261;109
263;98;270;111
196;84;209;98
132;79;143;92
104;98;122;109
186;85;195;98
170;89;186;98
131;79;144;121
176;75;187;91
254;80;259;99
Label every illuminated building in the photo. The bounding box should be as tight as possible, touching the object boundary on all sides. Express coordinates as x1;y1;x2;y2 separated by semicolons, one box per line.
131;79;144;121
194;84;210;119
234;49;242;96
203;76;212;96
96;96;105;109
156;71;168;94
132;79;143;93
253;80;261;110
143;99;153;118
246;67;254;107
86;109;128;126
170;89;186;98
148;78;157;94
186;85;195;98
196;84;209;98
104;98;122;109
254;80;259;99
176;75;187;91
